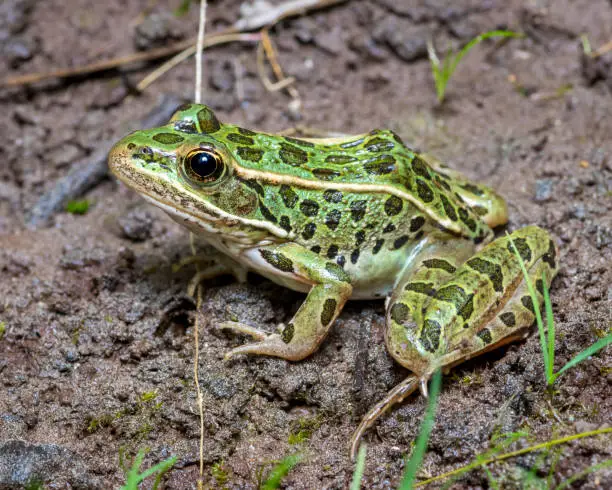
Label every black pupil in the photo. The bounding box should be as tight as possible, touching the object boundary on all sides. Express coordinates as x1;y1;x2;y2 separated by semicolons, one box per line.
189;152;218;178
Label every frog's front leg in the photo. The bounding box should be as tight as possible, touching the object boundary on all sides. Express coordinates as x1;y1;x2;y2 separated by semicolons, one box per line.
219;242;353;361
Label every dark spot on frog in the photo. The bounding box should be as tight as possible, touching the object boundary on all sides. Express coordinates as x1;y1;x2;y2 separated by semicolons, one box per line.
393;235;409;249
372;238;384;254
350;249;360;264
279;185;298;208
411;157;431;180
311;245;321;254
384;196;403;216
260;249;293;273
521;295;535;314
477;328;493;344
355;230;366;246
461;183;485;196
499;312;516;327
327;244;339;259
542;240;557;269
300;199;319;217
390;302;410;324
416;179;434;203
237;146;264;163
405;282;436;297
508;237;532;263
258;201;278;223
467;257;504;293
281;322;295;343
422;259;456;274
383;223;396;233
226;133;255;146
238;127;257;136
152;132;185;145
302;222;317;240
324;209;342;230
420;319;441;353
410;216;425;232
279;143;308;166
320;298;338;326
439;194;458;222
127;142;136;150
279;216;292;233
350;200;367;221
323;189;343;203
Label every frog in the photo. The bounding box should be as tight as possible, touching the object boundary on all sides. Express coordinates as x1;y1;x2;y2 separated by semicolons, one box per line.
108;103;558;459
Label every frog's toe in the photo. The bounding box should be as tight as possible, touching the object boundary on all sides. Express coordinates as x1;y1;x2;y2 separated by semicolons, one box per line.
217;321;268;341
222;333;291;360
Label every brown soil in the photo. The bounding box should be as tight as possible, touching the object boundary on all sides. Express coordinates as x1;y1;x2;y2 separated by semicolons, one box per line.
1;1;611;488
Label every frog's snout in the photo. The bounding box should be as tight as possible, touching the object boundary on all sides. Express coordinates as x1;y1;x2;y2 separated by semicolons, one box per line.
107;140;132;180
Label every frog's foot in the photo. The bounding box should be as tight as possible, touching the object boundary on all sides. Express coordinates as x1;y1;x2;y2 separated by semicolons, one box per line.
218;321;269;342
349;375;420;461
221;330;296;360
216;243;353;362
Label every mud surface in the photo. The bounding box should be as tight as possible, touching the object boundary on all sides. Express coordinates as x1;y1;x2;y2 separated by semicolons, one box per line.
1;1;611;488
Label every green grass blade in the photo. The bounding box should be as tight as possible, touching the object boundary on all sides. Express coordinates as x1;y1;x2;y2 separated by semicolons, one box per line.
119;448;177;490
542;271;555;382
350;444;367;490
260;453;302;490
398;370;443;490
555;459;612;490
507;234;551;384
448;30;522;77
552;334;612;382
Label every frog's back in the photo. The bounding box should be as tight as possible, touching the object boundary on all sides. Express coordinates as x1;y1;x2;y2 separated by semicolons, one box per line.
217;124;491;241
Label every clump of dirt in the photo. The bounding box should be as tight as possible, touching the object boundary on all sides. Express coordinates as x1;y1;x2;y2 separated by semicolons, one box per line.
1;0;610;488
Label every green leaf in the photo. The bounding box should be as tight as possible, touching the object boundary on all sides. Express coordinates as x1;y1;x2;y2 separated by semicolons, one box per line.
65;199;91;215
260;453;302;490
428;30;523;103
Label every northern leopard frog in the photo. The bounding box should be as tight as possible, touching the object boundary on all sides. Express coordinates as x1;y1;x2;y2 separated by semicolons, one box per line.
108;104;558;458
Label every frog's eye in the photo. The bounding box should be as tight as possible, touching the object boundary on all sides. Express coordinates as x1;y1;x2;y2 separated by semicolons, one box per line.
183;150;225;185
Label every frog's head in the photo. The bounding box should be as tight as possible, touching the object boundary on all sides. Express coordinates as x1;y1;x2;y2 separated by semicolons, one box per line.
108;104;273;244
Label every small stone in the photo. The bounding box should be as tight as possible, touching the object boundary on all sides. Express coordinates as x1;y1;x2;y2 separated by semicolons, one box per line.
3;35;36;67
373;17;428;63
534;179;554;202
117;208;154;242
210;60;235;92
133;12;183;51
314;25;345;56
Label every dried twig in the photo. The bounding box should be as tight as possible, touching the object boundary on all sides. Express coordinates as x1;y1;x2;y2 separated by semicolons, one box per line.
136;33;260;93
1;0;348;89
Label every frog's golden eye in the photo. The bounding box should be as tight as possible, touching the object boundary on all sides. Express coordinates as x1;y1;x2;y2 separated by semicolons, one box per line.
183;150;224;185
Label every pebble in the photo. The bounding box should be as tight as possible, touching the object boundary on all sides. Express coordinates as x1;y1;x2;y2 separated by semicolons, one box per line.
534;179;554;202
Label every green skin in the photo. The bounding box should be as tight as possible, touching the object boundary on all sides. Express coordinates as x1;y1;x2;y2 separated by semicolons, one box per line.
108;104;559;458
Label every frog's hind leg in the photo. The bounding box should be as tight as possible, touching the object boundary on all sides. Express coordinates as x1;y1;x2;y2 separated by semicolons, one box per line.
218;242;353;361
440;226;559;368
348;237;477;458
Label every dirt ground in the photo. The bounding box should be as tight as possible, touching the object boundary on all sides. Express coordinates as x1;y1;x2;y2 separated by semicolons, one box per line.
1;0;611;488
